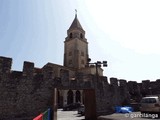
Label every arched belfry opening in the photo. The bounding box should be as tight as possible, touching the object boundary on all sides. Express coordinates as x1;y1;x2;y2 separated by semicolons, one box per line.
80;33;83;39
69;33;72;38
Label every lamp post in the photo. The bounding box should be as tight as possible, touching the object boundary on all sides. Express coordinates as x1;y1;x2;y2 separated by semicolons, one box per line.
87;59;108;82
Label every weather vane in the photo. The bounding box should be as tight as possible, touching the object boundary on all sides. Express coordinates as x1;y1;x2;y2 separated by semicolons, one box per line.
75;9;77;16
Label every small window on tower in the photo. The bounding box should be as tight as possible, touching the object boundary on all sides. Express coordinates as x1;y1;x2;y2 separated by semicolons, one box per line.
81;51;84;56
80;33;83;39
70;33;73;38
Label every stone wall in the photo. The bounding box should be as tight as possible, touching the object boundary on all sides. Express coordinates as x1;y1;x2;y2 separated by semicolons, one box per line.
0;56;95;119
1;56;160;119
0;57;57;120
95;77;130;116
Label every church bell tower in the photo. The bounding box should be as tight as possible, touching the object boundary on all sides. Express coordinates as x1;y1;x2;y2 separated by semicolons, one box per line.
64;13;89;69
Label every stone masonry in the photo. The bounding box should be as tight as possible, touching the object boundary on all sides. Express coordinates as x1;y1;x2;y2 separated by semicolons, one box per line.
1;56;160;120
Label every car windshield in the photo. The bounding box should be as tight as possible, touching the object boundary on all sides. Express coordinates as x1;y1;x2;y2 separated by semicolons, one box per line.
141;98;157;103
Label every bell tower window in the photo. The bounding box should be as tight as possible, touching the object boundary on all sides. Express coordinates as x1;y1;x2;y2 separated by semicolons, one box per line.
70;33;73;38
80;33;83;39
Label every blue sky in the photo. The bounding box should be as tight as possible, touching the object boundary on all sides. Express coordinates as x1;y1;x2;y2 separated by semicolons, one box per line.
1;0;160;82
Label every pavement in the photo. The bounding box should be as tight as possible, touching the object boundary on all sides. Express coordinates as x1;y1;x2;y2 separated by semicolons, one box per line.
57;109;85;120
98;112;159;120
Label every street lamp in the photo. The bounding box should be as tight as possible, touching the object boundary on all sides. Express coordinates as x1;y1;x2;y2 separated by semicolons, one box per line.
96;61;108;67
87;59;108;82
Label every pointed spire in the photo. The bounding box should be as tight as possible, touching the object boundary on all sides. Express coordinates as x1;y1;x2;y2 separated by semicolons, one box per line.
68;10;84;31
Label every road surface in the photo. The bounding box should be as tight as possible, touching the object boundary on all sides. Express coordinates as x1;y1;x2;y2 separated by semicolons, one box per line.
57;109;84;120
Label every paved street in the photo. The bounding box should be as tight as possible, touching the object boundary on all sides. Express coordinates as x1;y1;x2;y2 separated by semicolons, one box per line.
57;109;85;120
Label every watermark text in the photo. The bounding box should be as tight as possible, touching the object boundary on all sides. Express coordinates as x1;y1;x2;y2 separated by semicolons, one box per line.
125;113;158;119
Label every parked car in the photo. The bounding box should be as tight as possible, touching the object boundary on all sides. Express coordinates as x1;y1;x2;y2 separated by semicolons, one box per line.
140;96;160;113
63;103;82;111
78;105;85;115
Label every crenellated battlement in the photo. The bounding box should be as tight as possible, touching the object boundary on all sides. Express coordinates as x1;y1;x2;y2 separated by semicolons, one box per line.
23;61;34;77
1;56;160;119
0;56;12;74
0;56;158;90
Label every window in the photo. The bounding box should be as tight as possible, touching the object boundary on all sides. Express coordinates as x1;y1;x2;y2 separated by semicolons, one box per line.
70;33;72;38
141;98;157;103
81;51;84;56
80;33;83;39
